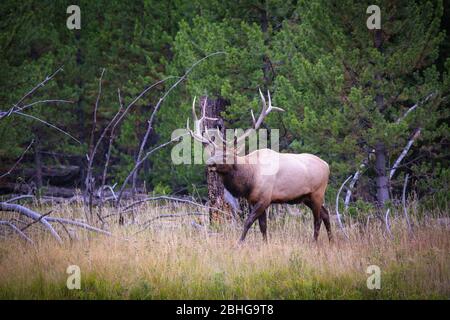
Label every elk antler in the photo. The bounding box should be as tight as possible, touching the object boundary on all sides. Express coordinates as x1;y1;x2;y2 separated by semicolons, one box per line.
186;96;220;148
236;89;284;145
187;90;283;152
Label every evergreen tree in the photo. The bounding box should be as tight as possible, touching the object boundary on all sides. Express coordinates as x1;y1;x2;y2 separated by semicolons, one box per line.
271;0;449;207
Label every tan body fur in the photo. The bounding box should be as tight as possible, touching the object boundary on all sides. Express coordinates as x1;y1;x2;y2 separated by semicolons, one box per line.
214;148;332;242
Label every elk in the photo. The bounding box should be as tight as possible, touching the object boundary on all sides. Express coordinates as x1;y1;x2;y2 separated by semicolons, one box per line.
187;90;332;243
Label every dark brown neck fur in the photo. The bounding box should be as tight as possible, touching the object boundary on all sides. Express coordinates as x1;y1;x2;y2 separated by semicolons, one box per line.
217;164;254;199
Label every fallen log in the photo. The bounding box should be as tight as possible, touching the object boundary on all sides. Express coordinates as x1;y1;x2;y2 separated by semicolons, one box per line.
4;195;35;203
1;184;148;203
22;165;80;185
0;202;62;243
44;217;111;236
0;183;76;198
0;202;111;241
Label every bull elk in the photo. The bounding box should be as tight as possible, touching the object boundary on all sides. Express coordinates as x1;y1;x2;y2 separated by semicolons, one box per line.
187;90;332;243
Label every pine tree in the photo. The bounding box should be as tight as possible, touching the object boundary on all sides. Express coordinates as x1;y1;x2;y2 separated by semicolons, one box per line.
271;0;449;207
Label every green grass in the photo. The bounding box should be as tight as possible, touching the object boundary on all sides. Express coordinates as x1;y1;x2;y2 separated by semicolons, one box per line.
0;203;449;299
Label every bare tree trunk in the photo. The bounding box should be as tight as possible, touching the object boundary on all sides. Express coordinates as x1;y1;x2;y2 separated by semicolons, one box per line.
374;29;390;207
201;96;232;223
34;136;43;190
75;30;86;187
375;142;390;206
344;159;368;211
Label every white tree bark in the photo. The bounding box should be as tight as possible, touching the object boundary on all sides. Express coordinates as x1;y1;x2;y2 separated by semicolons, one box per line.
344;92;434;207
335;175;352;239
0;202;62;243
0;202;111;242
389;128;421;180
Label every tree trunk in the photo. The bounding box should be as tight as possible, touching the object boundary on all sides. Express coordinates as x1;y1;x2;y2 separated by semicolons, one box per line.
75;29;86;186
375;142;389;206
201;96;232;223
373;29;390;206
34;137;43;190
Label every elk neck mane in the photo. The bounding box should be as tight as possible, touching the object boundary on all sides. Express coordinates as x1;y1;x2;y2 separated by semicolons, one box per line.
218;161;255;199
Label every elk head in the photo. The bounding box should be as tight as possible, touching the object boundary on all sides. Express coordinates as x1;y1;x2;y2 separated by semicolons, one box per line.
186;89;284;170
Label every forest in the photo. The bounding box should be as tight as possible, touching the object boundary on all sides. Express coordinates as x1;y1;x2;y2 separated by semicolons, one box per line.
0;0;449;300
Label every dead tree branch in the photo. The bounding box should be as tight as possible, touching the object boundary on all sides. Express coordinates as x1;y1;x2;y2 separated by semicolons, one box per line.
0;221;34;244
4;195;35;203
56;220;73;241
98;89;125;212
44;217;112;236
0;66;64;119
130;52;226;195
344;92;434;207
395;93;435;124
20;210;53;232
0;139;34;179
85;68;106;223
0;202;110;241
14;99;74;113
134;212;208;235
0;66;79;144
389;128;421;180
384;208;392;237
344;159;368;211
115;134;188;206
335;175;352;239
97;78;177;215
0;202;62;243
13;111;81;144
119;195;233;216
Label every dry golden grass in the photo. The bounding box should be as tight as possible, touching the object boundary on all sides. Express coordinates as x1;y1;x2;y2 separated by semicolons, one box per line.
0;201;449;299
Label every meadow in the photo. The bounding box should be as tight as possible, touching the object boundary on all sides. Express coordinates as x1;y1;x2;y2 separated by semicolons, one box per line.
0;201;449;299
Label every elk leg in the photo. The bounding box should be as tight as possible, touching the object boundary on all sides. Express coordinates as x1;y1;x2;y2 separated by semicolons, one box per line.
258;211;268;242
321;205;333;242
313;207;322;241
239;202;266;243
304;197;322;241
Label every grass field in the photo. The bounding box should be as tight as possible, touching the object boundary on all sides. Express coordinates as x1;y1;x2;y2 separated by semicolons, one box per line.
0;201;449;299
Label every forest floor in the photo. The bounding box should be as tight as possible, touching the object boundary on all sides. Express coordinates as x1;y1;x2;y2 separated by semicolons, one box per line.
0;201;449;299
